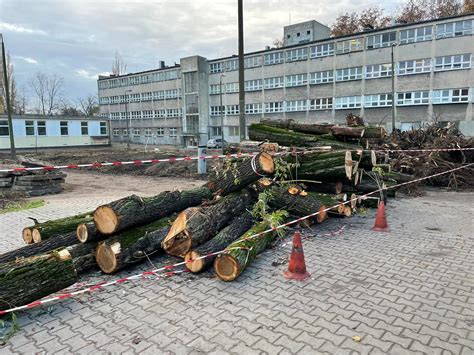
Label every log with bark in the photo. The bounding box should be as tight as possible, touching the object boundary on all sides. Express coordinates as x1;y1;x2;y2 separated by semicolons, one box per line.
93;186;212;235
95;217;173;274
57;242;98;274
330;126;364;138
297;151;354;182
248;123;356;149
184;212;254;273
22;212;94;244
206;152;274;196
307;181;343;194
0;254;78;311
76;222;105;243
162;190;254;257
0;232;77;264
362;126;387;139
259;118;334;135
214;220;274;281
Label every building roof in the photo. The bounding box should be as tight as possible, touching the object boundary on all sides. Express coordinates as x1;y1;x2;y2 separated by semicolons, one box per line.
0;114;105;121
97;64;181;82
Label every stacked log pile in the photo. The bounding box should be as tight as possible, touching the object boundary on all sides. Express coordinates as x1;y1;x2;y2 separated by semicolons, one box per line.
0;124;417;311
0;170;66;197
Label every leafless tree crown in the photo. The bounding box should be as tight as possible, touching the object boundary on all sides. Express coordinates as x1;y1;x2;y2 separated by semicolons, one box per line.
111;50;127;75
29;72;64;115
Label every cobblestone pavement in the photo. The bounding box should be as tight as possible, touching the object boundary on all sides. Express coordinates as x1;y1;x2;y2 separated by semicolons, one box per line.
0;189;473;354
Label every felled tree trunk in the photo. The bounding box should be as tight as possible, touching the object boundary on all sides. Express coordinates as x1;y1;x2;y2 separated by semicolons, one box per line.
260;118;334;135
22;212;94;244
206;152;274;196
262;185;328;223
362;126;387;139
297;151;354;181
162;190;254;257
307;181;343;194
0;232;77;264
95;217;173;274
184;212;254;273
57;242;98;274
0;254;78;311
214;221;273;281
76;222;105;243
331;126;364;138
248;123;355;149
94;186;212;235
355;150;377;170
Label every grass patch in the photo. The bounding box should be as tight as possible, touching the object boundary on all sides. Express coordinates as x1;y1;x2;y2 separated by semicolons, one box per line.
0;200;46;214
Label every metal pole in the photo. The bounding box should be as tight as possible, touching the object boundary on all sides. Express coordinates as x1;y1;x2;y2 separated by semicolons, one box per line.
238;0;245;141
391;44;396;135
220;74;225;153
1;35;16;158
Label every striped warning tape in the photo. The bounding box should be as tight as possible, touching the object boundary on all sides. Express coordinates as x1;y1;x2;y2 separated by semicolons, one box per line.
0;162;472;316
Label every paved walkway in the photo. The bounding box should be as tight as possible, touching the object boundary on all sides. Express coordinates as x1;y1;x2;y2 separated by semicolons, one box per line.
0;189;473;354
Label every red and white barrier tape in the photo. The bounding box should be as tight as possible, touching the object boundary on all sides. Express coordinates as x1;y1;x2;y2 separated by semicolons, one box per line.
370;147;474;153
0;162;472;316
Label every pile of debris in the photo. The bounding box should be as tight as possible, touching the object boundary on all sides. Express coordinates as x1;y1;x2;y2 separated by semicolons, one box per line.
0;170;66;197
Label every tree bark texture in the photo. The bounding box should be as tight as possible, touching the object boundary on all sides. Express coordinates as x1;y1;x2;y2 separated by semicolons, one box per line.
93;186;212;235
0;254;78;311
184;212;254;273
259;118;334;135
76;222;105;243
162;190;254;257
362;126;387;139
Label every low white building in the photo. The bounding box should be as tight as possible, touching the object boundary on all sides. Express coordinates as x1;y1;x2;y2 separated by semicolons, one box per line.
0;115;110;150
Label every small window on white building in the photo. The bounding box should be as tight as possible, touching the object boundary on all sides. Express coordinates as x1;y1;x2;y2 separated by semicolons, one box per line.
286;48;308;62
156;128;164;136
226;59;238;71
432;88;470;104
209;62;224;73
81;121;88;135
366;32;396;49
144;128;152;136
100;122;107;135
264;52;284;65
245;103;263;114
264;76;284;89
434;54;471;71
265;101;284;113
169;128;178;136
365;64;392;79
398;59;432;75
336;38;363;54
244;56;262;68
0;120;9;136
285;100;307;112
133;128;140;136
310;43;334;58
286;74;308;87
25;120;35;136
336;67;363;81
113;129;120;136
37;121;47;136
60;121;68;136
400;26;432;44
209;84;221;95
436;20;472;39
123;129;128;135
309;98;333;110
226;82;239;93
226;105;240;115
335;96;362;109
397;91;430;106
228;126;240;136
245;79;263;91
364;94;392;107
310;70;334;84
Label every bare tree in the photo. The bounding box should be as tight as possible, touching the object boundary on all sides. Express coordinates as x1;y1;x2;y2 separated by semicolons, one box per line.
30;72;64;115
111;50;127;75
430;0;463;18
360;6;392;29
395;0;428;23
396;0;463;24
79;94;99;116
58;99;81;116
331;12;360;36
0;52;17;114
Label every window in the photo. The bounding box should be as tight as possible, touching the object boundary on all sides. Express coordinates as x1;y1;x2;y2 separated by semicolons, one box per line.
264;52;284;65
123;129;128;135
81;121;88;135
37;121;46;136
209;84;221;95
286;73;308;87
60;121;68;136
364;94;392;107
265;101;284;113
400;26;432;44
144;128;152;137
141;92;152;101
336;67;363;81
165;89;179;99
100;122;107;135
25;120;35;136
432;88;470;104
310;43;334;58
264;76;284;89
436;20;472;39
286;100;307;112
99;97;109;105
310;70;334;84
0;120;9;136
336;38;363;54
130;76;139;85
155;109;167;118
130;93;140;102
434;54;471;71
286;48;308;62
153;91;165;100
245;103;263;114
110;112;121;120
365;64;392;79
366;32;396;49
113;129;120;136
244;56;262;68
141;110;152;118
335;96;362;109
210;127;222;136
309;98;333;110
209;62;224;73
228;126;240;136
156;128;164;136
226;105;240;115
226;59;238;71
245;79;263;91
131;111;141;119
169;128;178;136
133;128;140;136
397;91;430;106
210;106;224;116
167;108;182;117
398;59;432;75
226;82;239;93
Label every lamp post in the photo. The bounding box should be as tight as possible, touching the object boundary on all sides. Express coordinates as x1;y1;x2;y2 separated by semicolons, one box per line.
391;43;398;135
125;89;132;147
0;34;16;158
219;74;226;153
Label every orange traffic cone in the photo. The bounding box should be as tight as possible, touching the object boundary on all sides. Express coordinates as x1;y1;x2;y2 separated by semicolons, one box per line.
284;231;310;281
372;201;389;232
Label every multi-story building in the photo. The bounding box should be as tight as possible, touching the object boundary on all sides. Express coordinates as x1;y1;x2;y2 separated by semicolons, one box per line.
98;13;474;146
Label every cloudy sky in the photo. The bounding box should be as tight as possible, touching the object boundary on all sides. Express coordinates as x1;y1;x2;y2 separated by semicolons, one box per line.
0;0;398;107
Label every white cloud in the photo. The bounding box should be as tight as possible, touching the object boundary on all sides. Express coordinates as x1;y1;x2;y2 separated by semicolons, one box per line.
76;69;104;80
14;56;39;64
0;22;47;35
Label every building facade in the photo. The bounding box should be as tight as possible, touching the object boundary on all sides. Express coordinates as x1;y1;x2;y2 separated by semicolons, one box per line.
0;115;110;150
98;13;474;146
